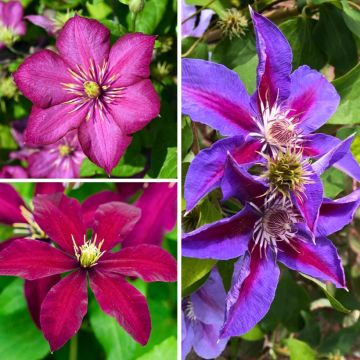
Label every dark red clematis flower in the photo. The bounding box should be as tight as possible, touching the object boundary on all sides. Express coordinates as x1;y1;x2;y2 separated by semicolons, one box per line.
0;193;177;351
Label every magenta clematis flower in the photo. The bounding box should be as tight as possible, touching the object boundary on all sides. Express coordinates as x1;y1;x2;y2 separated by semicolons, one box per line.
0;0;26;49
182;8;360;211
14;15;160;174
182;268;229;360
183;155;360;338
0;193;177;351
0;165;28;178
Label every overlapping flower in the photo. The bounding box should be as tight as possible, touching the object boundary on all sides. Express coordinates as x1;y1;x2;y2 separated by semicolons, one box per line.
182;8;360;360
0;183;177;352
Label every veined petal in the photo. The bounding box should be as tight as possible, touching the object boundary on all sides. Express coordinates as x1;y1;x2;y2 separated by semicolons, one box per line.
97;244;177;282
312;135;355;176
182;315;194;360
110;79;160;134
185;136;261;212
13;50;75;108
182;204;257;260
193;322;228;359
278;236;346;288
0;183;26;224
56;15;110;71
108;33;155;87
33;193;86;253
0;239;77;280
89;270;151;346
78;112;132;175
24;275;61;329
82;191;124;229
220;250;280;338
34;183;64;195
93;202;141;251
191;268;226;325
221;152;268;206
40;270;88;352
25;102;88;146
1;1;25;32
250;9;292;108
123;183;177;248
182;58;256;136
317;189;360;237
286;65;339;134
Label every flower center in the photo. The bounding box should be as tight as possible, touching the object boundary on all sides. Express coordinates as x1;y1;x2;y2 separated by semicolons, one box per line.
83;81;101;98
0;25;18;46
72;234;105;268
183;298;197;321
261;149;313;201
252;198;300;256
58;144;73;157
12;206;47;239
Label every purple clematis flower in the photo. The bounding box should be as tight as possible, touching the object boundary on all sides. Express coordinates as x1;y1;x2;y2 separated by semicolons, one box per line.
0;0;26;49
182;1;213;38
182;268;228;360
183;155;360;338
0;193;177;351
14;15;160;174
0;183;64;328
182;8;360;211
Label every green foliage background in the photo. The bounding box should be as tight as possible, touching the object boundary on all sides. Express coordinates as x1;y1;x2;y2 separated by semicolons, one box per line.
0;182;177;359
0;0;177;178
182;0;360;359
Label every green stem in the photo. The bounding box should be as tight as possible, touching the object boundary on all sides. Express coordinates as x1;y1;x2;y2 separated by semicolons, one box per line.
131;13;137;32
69;334;78;360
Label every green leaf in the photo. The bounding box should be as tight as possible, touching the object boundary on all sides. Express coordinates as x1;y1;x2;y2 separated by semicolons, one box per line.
286;338;317;360
314;4;357;76
185;0;230;16
182;117;193;158
241;325;264;341
0;279;26;316
0;124;17;150
182;257;217;295
279;17;326;70
89;299;137;360
101;19;128;36
329;63;360;124
300;273;351;314
86;0;112;20
158;147;177;178
321;167;348;198
80;158;106;177
233;55;258;94
137;337;177;360
0;310;49;360
341;0;360;37
182;37;209;60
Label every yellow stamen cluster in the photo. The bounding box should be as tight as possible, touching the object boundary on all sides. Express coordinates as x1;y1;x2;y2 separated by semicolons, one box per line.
0;26;19;46
58;144;73;157
83;81;101;98
72;234;105;268
218;9;248;40
13;206;47;239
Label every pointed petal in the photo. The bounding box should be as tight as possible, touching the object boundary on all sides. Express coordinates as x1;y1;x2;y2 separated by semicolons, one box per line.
220;250;280;338
108;33;155;87
286;65;339;134
312;135;355;175
78;113;132;174
250;9;292;107
191;268;226;325
278;236;346;288
33;193;86;253
1;1;25;32
56;15;109;70
0;183;25;224
221;152;268;206
182;204;256;260
185;136;261;212
25;15;56;35
82;191;124;229
0;239;77;280
89;270;151;345
123;183;177;247
24;275;61;328
97;244;177;282
40;270;88;352
181;315;194;360
193;322;228;359
182;58;256;136
317;189;360;237
13;50;74;108
93;202;141;251
110;79;160;134
25;102;88;146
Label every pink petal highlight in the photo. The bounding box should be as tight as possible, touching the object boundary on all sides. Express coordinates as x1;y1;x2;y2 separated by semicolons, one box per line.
40;270;88;352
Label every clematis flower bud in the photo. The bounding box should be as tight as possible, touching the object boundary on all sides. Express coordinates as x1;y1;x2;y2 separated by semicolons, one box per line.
129;0;145;14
